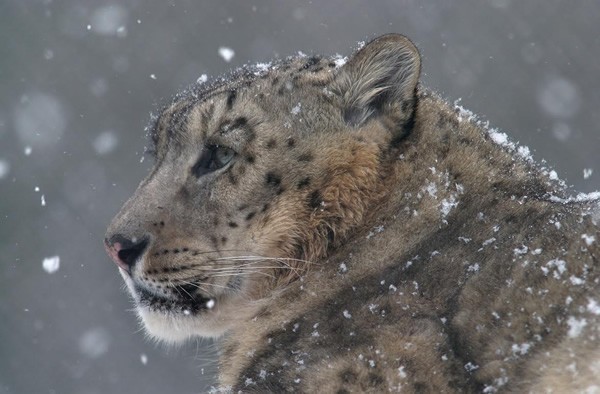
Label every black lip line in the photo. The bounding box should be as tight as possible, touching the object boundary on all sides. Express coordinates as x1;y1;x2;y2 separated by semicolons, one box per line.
135;285;212;314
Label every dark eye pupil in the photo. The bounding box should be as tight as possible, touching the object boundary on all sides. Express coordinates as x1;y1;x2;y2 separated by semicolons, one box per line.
192;146;234;178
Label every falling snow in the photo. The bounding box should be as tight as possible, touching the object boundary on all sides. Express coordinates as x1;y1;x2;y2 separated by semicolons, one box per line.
42;256;60;274
0;159;9;179
93;130;118;155
79;327;111;358
538;77;581;119
15;93;66;148
218;47;235;62
89;4;128;36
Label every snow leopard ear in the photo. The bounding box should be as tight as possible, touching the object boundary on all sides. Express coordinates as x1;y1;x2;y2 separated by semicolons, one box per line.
334;34;421;131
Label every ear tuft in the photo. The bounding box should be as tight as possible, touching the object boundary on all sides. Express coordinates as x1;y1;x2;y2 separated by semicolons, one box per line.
335;34;421;129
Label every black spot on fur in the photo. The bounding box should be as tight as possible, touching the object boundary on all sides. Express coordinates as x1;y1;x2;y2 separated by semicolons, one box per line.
297;177;311;189
262;203;269;212
271;76;280;86
228;222;238;228
266;139;277;149
237;164;246;176
340;369;357;384
401;100;411;113
276;187;285;195
226;89;237;109
221;236;228;245
230;116;248;130
328;62;336;68
265;172;281;187
245;211;256;221
246;155;255;164
286;138;296;148
308;190;322;209
368;373;385;387
298;153;313;162
228;171;238;185
311;66;324;73
299;56;321;71
238;204;249;211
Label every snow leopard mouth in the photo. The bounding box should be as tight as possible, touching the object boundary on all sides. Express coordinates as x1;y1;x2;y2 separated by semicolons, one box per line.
134;284;214;315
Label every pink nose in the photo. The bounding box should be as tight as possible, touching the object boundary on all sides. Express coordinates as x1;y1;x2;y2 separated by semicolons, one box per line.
104;240;129;272
104;235;149;274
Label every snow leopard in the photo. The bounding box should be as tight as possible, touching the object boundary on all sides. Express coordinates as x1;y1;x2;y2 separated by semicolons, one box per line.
105;34;600;392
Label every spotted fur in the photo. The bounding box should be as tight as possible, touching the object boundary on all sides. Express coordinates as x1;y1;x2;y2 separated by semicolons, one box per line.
106;34;600;392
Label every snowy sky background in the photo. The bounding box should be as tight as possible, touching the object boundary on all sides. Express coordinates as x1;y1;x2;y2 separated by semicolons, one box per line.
1;1;599;393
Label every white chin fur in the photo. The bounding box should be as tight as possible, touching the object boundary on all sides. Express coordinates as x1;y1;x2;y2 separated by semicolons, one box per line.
136;307;225;344
119;268;226;343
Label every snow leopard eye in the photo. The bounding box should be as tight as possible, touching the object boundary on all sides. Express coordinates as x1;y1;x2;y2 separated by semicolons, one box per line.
213;146;235;167
192;145;236;178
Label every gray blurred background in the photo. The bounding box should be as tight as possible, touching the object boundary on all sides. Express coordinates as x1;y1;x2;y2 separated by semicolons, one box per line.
1;1;599;393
